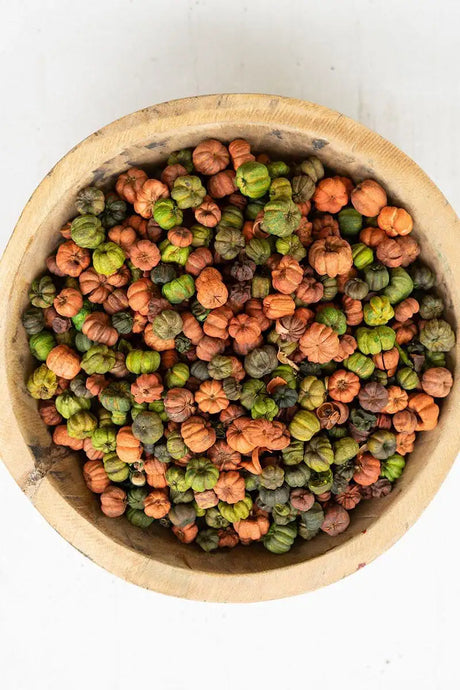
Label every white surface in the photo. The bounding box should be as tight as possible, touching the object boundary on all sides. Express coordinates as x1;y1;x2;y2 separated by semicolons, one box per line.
0;1;459;688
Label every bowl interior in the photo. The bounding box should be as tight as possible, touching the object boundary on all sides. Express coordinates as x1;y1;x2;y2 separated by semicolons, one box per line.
4;99;458;584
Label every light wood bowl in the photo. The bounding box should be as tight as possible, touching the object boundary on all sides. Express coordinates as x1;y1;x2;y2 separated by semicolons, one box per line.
0;95;458;602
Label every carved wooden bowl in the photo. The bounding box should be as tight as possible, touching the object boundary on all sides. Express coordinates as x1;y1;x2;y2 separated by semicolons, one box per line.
0;95;458;601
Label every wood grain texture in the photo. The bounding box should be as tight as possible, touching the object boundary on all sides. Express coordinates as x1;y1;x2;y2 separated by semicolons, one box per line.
0;94;458;602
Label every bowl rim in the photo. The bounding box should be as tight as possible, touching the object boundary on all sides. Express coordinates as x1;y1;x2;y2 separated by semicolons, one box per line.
1;93;459;602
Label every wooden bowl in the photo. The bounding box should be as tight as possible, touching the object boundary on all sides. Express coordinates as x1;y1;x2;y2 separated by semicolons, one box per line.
0;94;458;602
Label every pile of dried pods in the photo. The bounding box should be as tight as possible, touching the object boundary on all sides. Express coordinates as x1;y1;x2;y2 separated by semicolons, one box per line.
23;138;455;553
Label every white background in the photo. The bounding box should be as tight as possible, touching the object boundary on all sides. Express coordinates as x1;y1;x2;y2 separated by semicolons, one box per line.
0;1;459;688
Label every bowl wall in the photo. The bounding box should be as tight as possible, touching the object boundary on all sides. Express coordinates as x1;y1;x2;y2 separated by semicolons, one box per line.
0;94;459;601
